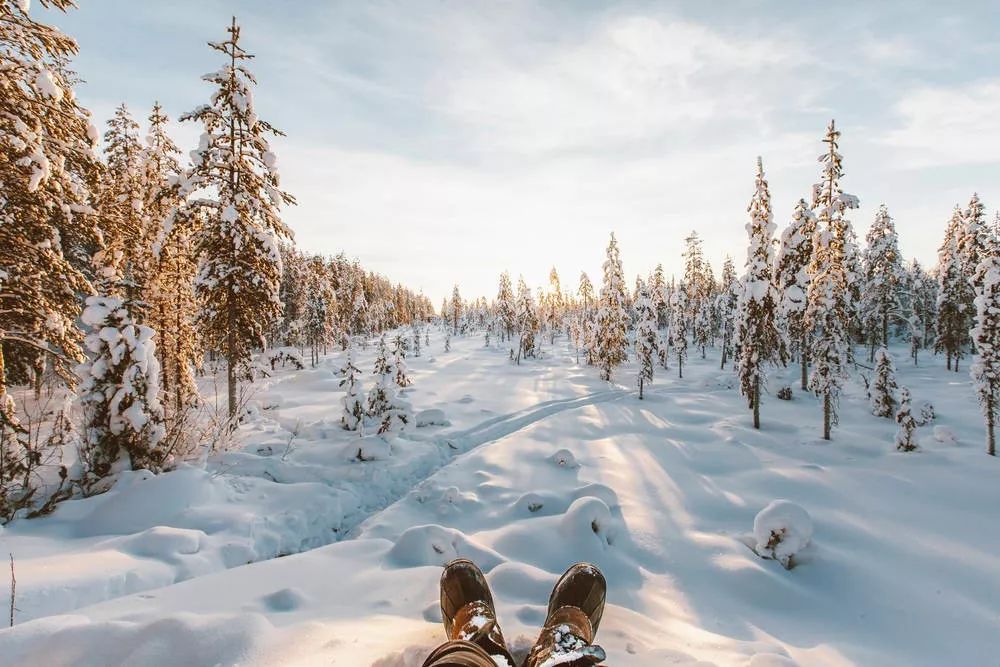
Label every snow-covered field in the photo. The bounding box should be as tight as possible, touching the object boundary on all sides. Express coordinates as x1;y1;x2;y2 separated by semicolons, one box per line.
2;333;999;666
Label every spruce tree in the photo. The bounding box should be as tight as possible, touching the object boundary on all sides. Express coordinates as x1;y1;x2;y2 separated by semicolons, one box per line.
860;204;904;359
869;347;898;418
935;209;966;372
339;344;365;431
596;233;629;381
145;103;200;416
634;281;657;399
176;18;295;422
366;336;409;436
717;256;739;370
78;292;166;477
805;120;860;440
734;158;785;429
669;286;689;378
895;387;918;452
649;263;668;329
515;276;539;363
496;272;516;342
970;256;1000;456
0;0;100;429
451;284;462;335
775;199;817;389
392;333;411;387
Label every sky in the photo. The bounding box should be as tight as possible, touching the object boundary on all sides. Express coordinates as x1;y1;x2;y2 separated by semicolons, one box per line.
38;0;1000;303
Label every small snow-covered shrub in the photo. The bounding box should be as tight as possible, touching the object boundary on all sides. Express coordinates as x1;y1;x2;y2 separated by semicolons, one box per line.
777;386;793;401
268;349;304;371
549;449;579;468
933;425;957;445
753;500;813;569
918;401;935;426
415;409;449;427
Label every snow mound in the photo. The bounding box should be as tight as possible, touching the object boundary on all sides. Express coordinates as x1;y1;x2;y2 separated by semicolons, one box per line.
415;408;451;427
933;425;958;445
753;500;813;569
385;524;504;569
560;496;616;547
343;436;393;461
119;526;204;559
549;448;579;468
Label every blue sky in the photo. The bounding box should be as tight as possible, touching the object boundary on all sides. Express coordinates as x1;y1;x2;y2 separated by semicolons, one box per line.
40;0;1000;301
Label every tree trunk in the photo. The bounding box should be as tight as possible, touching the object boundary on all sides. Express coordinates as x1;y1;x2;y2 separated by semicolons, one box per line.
800;347;808;391
678;358;683;379
947;351;952;371
823;393;831;440
882;312;889;348
988;395;996;456
638;378;644;400
226;298;237;424
752;377;760;429
720;339;727;370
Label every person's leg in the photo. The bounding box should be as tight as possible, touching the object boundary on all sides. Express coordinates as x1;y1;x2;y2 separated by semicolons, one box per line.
524;563;607;667
421;639;505;667
434;559;516;665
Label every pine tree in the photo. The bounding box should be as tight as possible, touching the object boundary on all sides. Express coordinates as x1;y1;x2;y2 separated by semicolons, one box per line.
895;387;918;452
144;103;200;416
775;199;817;389
805;120;860;440
303;257;333;367
451;284;462;335
860;204;904;360
174;18;295;423
366;336;409;436
734;158;785;429
869;347;898;418
682;231;708;326
669;286;689;378
1;0;100;430
78;292;166;478
339;344;365;431
546;267;564;344
693;300;713;359
649;263;668;329
634;281;657;399
595;233;629;381
717;257;739;369
936;208;966;371
515;276;538;363
411;322;422;357
392;333;411;387
970;256;1000;456
98;103;146;301
496;272;516;342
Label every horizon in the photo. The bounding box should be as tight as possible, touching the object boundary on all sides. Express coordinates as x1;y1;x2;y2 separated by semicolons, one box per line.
40;0;1000;303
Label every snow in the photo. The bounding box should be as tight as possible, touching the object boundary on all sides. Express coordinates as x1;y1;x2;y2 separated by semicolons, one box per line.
2;335;1000;665
752;500;813;568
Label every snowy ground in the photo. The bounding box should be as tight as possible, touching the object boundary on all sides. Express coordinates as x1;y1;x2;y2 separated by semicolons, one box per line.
2;332;999;666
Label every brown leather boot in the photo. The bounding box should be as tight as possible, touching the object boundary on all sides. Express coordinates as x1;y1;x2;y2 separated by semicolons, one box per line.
524;563;607;667
439;559;515;665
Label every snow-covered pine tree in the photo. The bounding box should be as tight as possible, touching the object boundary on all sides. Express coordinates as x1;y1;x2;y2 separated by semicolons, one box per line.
303;257;333;367
451;284;462;335
970;256;1000;456
0;0;100;430
339;344;365;431
595;233;629;381
649;263;668;329
78;291;166;478
669;286;689;378
144;103;200;416
392;333;411;387
496;272;516;342
682;231;708;327
908;316;923;366
869;347;898;418
634;281;657;399
175;18;295;422
515;276;539;363
411;322;422;357
860;204;904;360
98;103;147;302
895;387;918;452
775;199;817;389
366;336;409;436
907;259;937;363
578;272;595;364
936;208;966;371
717;255;740;369
805;120;860;440
693;299;713;360
734;157;785;429
546;267;564;344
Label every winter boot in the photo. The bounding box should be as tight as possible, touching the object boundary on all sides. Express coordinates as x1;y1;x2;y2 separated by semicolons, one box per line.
524;563;607;667
439;559;515;665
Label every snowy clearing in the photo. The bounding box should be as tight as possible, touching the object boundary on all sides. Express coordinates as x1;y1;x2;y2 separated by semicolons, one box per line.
2;334;999;666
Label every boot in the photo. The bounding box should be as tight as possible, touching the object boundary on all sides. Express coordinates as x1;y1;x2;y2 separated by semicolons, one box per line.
524;563;607;667
439;559;515;665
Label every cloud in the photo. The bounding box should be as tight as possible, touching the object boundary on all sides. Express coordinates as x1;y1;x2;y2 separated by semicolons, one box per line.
882;79;1000;167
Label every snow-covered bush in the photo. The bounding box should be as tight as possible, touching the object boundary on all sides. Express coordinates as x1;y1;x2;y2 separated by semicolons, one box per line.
869;347;898;418
753;500;813;569
918;401;935;425
339;346;365;431
777;387;792;401
78;296;166;479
